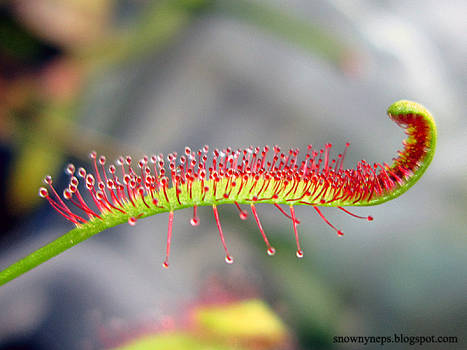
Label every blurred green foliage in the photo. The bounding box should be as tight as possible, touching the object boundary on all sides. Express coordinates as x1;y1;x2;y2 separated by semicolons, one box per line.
112;299;290;350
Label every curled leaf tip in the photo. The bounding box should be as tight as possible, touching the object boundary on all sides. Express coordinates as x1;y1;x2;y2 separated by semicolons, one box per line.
367;99;436;205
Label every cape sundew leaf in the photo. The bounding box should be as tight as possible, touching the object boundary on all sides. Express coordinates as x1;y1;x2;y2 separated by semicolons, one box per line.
0;100;436;286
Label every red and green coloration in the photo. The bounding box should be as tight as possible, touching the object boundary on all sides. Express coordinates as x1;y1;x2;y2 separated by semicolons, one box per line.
0;100;436;285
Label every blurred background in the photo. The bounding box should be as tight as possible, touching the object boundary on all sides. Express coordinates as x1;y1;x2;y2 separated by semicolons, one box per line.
0;0;465;349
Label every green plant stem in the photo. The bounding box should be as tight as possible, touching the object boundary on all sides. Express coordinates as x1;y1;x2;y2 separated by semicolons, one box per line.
0;200;177;286
0;225;102;286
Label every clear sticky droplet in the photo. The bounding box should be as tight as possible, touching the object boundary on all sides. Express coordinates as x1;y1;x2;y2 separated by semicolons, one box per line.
267;247;276;256
239;211;248;220
38;187;48;198
190;217;200;226
128;217;137;226
225;255;234;264
296;250;304;258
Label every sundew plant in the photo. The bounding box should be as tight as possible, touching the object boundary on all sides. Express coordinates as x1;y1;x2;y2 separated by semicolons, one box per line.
0;100;436;286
